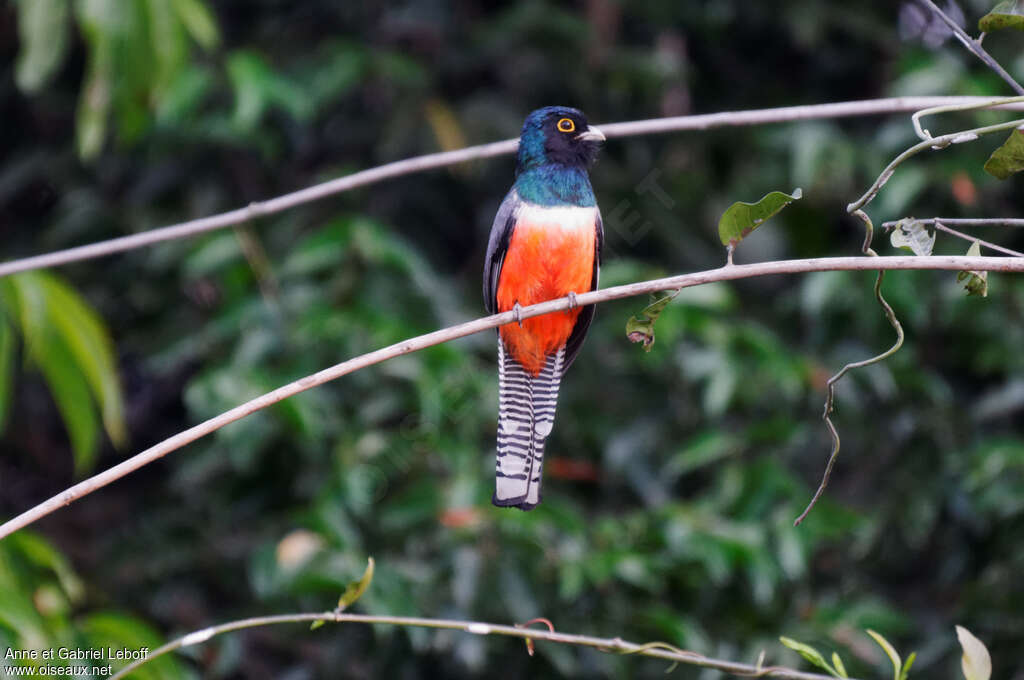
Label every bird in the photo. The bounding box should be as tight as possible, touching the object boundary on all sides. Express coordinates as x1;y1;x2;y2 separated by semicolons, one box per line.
483;106;605;510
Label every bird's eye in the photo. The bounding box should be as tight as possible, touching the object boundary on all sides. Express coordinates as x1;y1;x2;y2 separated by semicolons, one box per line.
556;118;576;133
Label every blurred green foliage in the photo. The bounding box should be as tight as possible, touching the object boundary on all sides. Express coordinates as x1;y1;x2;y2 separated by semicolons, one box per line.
2;0;1024;678
12;0;221;158
0;531;191;679
0;271;125;475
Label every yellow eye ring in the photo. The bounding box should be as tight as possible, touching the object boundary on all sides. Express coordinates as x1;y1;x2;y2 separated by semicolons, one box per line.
556;118;576;133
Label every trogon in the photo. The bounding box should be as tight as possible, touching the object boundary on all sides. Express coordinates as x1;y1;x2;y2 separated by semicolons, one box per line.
483;106;605;510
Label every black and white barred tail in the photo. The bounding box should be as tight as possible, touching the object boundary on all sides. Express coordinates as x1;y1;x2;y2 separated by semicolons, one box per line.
493;340;565;510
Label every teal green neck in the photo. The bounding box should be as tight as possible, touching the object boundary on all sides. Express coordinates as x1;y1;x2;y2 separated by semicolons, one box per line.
514;165;596;207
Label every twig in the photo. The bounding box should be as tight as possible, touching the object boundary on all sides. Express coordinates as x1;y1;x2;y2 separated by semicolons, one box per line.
911;95;1024;139
883;218;1024;257
931;221;1024;257
848;117;1024;212
107;610;855;680
882;217;1024;228
795;211;904;526
3;254;1024;540
516;617;555;656
919;0;1024;95
7;97;1024;279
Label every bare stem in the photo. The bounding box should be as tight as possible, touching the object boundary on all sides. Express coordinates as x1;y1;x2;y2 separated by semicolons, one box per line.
3;255;1024;541
7;98;1024;279
795;210;905;526
912;95;1024;139
932;222;1024;257
919;0;1024;95
108;610;855;680
882;217;1024;228
847;117;1024;213
882;218;1024;257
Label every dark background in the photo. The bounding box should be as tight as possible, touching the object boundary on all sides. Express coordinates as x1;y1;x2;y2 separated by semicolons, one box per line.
1;1;1023;678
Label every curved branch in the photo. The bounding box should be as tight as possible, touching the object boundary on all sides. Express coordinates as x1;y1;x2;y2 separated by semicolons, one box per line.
847;117;1024;213
912;95;1024;139
2;254;1023;540
5;97;1024;279
795;211;904;526
108;610;852;680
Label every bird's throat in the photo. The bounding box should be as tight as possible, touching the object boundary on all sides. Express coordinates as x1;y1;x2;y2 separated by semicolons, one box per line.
514;165;597;207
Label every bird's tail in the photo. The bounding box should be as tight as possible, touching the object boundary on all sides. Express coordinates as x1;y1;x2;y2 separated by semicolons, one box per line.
493;340;564;510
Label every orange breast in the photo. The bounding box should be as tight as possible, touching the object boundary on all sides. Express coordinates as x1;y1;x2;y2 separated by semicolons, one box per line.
496;206;597;375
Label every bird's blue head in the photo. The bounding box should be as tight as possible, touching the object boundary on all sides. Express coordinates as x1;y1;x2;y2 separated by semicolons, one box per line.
514;106;604;207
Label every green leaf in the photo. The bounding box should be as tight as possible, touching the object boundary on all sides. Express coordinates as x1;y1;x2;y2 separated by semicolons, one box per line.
14;0;71;92
310;619;326;631
6;272;125;472
8;272;49;360
866;629;902;680
956;626;991;680
75;1;134;137
9;274;99;469
718;188;802;248
0;542;49;650
779;637;839;676
227;50;314;132
156;64;214;123
338;557;375;610
74;19;114;159
38;272;127;448
979;0;1024;32
173;0;220;49
889;219;935;256
900;651;917;680
81;612;191;680
37;332;101;475
145;0;187;96
0;317;14;435
10;532;84;604
832;652;849;678
957;241;989;298
626;290;681;351
984;127;1024;179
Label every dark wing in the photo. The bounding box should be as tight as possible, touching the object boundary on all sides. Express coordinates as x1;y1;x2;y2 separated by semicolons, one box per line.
562;210;603;373
483;188;521;314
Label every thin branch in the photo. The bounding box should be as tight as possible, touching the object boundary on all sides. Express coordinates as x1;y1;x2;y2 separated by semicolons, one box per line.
882;218;1024;257
3;254;1024;541
108;610;855;680
882;217;1024;228
596;96;1024;136
6;97;1024;279
0;137;514;279
932;221;1024;257
912;95;1024;139
848;117;1024;212
919;0;1024;95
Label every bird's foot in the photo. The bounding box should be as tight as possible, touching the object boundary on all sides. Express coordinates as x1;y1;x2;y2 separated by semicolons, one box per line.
512;302;523;327
566;291;579;312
